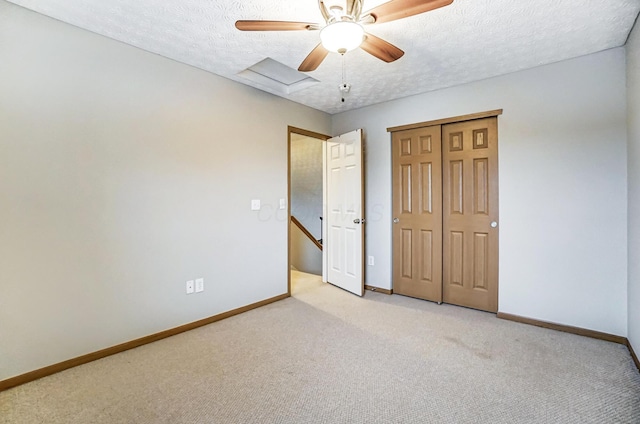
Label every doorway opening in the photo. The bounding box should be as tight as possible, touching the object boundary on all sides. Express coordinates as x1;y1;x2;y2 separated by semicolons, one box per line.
287;127;329;295
287;126;366;297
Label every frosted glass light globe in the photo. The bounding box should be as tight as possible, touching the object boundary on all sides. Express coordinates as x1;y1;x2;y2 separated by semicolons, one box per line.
320;21;364;54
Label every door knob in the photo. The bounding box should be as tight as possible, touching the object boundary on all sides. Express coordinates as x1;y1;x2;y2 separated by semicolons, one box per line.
490;221;498;228
353;219;360;224
393;218;399;224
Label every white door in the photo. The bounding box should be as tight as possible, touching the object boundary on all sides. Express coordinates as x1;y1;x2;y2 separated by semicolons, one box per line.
323;129;364;296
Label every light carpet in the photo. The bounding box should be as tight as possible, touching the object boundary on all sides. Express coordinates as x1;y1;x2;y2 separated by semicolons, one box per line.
1;271;639;423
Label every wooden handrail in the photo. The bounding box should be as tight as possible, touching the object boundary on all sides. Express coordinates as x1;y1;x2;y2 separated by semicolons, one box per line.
291;216;322;251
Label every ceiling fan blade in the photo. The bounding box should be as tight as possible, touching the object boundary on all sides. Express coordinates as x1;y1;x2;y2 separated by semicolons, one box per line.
363;0;453;24
235;20;319;31
298;44;329;72
360;33;404;63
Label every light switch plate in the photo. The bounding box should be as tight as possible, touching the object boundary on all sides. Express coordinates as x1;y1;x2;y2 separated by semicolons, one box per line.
186;280;195;294
251;199;261;211
279;198;286;210
195;278;204;293
368;256;375;266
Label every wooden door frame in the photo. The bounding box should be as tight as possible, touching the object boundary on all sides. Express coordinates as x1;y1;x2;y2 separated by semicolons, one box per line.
287;126;330;296
387;109;503;306
387;109;503;133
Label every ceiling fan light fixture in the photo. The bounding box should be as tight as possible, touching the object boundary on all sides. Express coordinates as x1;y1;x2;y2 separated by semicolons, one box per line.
320;21;364;54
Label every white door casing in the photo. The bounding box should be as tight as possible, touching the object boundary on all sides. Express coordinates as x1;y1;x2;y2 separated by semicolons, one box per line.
323;129;364;296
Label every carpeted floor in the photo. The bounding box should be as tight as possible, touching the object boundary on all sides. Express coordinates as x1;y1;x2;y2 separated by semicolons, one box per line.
1;271;639;423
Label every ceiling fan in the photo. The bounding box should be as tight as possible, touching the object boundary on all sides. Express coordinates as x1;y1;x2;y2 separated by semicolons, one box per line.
235;0;453;72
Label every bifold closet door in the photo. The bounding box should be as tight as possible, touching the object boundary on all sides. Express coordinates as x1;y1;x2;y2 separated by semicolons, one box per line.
392;126;443;302
442;117;499;312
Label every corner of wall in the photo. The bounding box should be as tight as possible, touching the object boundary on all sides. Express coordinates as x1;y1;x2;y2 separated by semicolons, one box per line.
626;14;640;356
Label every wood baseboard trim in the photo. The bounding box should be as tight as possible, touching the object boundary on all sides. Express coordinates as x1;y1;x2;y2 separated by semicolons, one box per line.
365;285;393;295
628;340;640;372
0;293;290;392
497;312;627;345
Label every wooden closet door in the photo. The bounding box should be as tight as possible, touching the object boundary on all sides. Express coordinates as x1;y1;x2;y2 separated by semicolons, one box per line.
392;126;443;302
442;117;499;312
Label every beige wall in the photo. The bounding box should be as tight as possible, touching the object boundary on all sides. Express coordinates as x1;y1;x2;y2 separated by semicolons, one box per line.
627;19;640;355
0;1;330;380
333;48;628;336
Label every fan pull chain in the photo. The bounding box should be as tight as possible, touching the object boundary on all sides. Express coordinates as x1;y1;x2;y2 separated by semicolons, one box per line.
339;53;351;103
342;53;346;85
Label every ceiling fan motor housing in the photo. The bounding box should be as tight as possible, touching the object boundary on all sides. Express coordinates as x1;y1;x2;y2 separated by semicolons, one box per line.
320;0;364;24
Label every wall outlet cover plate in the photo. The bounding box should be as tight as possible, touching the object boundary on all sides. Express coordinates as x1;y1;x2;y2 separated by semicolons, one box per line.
186;280;195;294
195;278;204;293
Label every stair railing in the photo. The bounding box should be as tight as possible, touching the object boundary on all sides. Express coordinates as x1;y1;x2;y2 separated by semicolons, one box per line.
291;216;323;251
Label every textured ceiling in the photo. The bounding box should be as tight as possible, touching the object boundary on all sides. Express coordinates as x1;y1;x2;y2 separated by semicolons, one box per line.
7;0;640;114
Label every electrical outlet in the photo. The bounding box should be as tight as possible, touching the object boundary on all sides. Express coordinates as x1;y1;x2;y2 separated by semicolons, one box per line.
195;278;204;293
186;280;195;294
368;256;375;266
